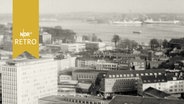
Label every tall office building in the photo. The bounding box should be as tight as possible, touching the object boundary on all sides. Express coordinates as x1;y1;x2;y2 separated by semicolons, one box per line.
1;58;58;104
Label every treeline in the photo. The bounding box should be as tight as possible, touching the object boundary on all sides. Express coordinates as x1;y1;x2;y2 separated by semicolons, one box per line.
111;34;139;50
42;26;76;43
82;33;102;42
150;38;184;69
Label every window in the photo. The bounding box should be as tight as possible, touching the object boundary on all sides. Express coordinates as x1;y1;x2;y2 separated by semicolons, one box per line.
136;74;139;77
131;74;134;77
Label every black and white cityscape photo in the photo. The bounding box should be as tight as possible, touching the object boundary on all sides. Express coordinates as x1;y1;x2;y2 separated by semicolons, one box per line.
1;0;184;104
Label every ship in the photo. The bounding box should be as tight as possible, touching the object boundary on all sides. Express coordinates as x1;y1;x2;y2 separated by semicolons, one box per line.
144;19;180;24
110;20;143;26
133;30;142;34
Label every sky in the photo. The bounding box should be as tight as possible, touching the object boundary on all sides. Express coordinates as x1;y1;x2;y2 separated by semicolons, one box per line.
0;0;184;14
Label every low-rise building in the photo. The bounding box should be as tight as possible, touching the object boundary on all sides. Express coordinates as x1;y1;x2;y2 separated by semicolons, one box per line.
129;58;146;70
0;35;4;45
40;32;52;44
99;69;166;98
75;35;83;42
60;43;86;53
58;75;78;96
75;57;97;68
137;71;184;95
56;56;76;71
96;60;118;70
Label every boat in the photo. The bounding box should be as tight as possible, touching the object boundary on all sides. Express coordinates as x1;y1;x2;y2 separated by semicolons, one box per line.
133;31;142;34
144;19;180;24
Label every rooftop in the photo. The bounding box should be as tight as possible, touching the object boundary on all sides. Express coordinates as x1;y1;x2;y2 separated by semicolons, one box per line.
143;87;171;99
5;58;54;66
109;95;184;104
73;69;108;73
39;95;108;104
105;69;166;78
140;75;167;83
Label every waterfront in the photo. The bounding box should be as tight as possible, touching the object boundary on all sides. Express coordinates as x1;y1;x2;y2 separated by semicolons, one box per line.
1;15;184;44
40;20;184;43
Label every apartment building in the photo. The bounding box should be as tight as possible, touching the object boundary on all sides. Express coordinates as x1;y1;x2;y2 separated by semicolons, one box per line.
99;69;166;97
137;71;184;95
1;58;58;104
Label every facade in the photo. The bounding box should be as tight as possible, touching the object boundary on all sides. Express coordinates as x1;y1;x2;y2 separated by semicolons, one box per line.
96;60;118;70
99;69;166;97
137;71;184;95
75;35;83;42
0;35;4;45
57;57;76;71
40;32;52;44
1;58;58;104
129;59;145;70
60;43;86;53
75;57;97;68
58;75;78;96
72;69;106;83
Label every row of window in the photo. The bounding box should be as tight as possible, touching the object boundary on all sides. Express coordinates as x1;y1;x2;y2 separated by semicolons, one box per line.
109;72;163;78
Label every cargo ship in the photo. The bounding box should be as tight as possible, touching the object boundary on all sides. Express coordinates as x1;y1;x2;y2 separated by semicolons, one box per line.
110;20;143;26
144;19;180;24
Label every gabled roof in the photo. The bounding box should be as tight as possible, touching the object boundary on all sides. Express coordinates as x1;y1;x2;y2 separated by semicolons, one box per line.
109;95;143;104
143;87;171;98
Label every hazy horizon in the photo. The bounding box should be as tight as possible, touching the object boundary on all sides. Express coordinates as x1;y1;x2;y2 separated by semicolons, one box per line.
0;0;184;14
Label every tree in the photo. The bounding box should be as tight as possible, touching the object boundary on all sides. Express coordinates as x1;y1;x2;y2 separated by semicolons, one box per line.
150;39;160;50
92;33;98;42
82;35;90;41
98;38;102;42
117;39;138;49
162;39;169;48
112;34;120;47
